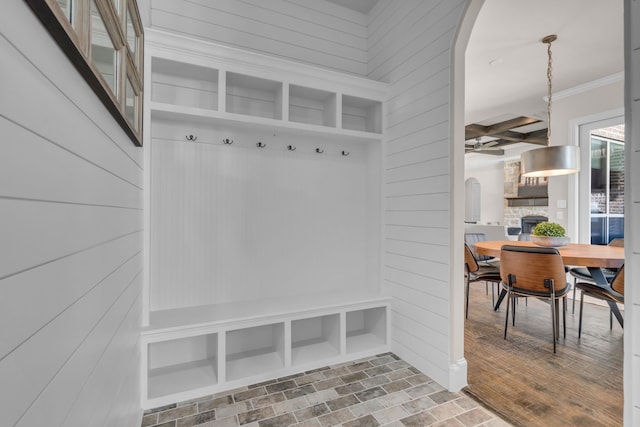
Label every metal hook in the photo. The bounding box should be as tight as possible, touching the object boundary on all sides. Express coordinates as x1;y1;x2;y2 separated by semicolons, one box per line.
315;148;324;154
222;138;234;145
287;145;296;151
185;135;197;142
341;150;350;156
256;142;266;148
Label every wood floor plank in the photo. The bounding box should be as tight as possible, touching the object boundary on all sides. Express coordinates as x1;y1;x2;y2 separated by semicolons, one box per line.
464;283;623;427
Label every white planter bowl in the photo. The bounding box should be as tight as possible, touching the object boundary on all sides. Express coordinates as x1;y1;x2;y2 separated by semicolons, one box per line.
530;235;570;248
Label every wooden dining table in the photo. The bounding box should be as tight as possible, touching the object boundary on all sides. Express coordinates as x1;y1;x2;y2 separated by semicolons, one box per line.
473;240;625;324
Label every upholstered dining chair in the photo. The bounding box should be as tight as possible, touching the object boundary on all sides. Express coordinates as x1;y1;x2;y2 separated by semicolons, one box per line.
568;238;624;314
576;264;624;338
499;245;571;353
464;243;502;319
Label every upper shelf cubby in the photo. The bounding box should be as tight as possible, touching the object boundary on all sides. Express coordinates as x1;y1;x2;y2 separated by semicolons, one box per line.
145;29;387;143
226;72;283;120
342;95;382;134
151;57;219;111
289;84;336;128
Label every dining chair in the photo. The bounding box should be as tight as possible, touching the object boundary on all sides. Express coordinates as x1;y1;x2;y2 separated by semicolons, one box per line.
499;245;570;353
465;233;500;301
568;238;623;314
576;264;624;338
464;233;499;266
464;243;502;319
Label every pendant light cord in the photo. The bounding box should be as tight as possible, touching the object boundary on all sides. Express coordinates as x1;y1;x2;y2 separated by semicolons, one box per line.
543;35;556;148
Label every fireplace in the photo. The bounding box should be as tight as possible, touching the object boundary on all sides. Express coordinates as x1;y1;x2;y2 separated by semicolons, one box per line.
521;215;548;234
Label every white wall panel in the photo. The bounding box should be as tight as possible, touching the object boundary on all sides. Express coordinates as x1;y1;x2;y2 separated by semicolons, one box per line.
0;232;141;359
0;2;143;426
148;0;368;76
368;1;460;81
383;271;448;315
149;132;378;311
371;0;466;388
385;122;450;156
384;225;450;247
625;1;640;423
1;200;141;278
0;118;141;209
0;37;142;186
12;270;142;427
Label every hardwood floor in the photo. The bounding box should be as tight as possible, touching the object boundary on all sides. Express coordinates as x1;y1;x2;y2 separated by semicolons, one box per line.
464;282;623;427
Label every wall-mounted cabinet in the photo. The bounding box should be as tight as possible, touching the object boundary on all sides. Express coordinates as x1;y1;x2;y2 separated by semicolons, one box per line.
143;29;389;409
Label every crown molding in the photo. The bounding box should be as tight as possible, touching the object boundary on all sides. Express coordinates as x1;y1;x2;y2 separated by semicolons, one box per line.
544;72;624;102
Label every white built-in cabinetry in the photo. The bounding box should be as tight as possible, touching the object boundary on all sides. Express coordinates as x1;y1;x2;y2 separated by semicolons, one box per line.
142;29;389;408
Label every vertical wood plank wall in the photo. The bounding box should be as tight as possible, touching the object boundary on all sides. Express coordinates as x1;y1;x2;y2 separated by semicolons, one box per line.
625;0;640;424
0;3;143;426
148;0;369;76
368;0;466;387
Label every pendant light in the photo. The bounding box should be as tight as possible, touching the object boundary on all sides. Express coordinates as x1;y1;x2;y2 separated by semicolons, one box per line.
520;35;580;177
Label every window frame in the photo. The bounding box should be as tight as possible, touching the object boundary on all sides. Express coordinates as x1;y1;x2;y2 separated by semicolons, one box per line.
25;0;144;146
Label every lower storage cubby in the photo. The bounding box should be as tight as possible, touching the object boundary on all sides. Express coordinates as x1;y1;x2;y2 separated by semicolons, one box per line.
142;297;389;408
147;333;218;399
346;307;387;354
225;323;285;382
291;314;340;366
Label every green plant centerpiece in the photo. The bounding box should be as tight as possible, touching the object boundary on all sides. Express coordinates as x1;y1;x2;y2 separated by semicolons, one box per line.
531;222;570;247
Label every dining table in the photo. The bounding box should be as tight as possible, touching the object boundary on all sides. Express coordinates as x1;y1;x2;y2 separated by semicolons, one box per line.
473;240;625;325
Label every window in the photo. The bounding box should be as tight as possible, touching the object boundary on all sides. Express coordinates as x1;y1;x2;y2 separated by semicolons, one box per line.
25;0;144;146
589;131;624;244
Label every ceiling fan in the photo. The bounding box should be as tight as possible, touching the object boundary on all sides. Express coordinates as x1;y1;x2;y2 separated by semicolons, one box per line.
465;138;504;155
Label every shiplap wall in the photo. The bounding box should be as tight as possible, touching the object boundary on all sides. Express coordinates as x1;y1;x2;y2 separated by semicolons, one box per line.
369;0;466;387
0;3;143;426
625;1;640;424
148;0;368;76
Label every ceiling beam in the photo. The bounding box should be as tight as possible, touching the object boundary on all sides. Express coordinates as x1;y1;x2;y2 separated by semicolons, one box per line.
465;116;547;146
465;116;541;138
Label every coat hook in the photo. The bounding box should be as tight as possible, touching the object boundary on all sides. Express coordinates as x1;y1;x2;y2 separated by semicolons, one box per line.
222;138;234;145
288;145;296;151
185;135;197;142
341;150;350;156
315;148;324;154
256;142;266;148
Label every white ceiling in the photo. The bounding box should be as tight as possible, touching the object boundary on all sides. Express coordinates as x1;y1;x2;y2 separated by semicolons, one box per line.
466;0;623;124
465;0;623;166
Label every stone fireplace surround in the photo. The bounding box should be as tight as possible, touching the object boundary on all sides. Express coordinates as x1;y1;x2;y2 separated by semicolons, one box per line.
503;160;549;228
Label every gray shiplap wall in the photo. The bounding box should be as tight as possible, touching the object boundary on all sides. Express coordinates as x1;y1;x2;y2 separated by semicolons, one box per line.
0;3;143;426
148;0;368;76
625;0;640;424
370;0;466;387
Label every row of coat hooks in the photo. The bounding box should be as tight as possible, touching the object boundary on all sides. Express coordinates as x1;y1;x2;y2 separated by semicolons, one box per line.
185;135;350;156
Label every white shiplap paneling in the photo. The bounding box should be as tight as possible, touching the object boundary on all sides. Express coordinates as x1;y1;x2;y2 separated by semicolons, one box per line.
0;2;143;426
625;1;640;424
371;0;467;389
149;0;368;76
